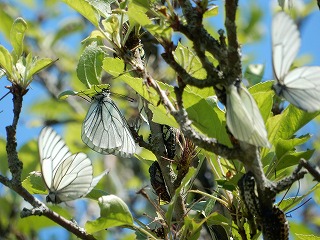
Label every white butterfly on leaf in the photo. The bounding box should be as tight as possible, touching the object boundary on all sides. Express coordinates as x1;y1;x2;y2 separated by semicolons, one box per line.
272;11;320;112
39;127;108;204
226;83;271;148
82;87;136;158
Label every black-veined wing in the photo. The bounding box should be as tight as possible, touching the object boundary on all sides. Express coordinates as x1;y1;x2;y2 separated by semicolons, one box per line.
39;127;107;204
226;84;270;148
82;89;136;158
272;11;320;112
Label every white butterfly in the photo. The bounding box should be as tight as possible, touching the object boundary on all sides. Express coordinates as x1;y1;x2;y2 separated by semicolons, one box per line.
39;127;107;204
82;88;136;158
226;83;271;148
272;11;320;112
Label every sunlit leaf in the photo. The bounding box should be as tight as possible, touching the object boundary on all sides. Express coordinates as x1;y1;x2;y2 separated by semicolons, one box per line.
10;17;27;63
77;42;105;88
0;45;14;80
22;171;47;194
0;138;8;174
127;0;152;26
85;195;133;233
86;0;115;18
204;5;219;18
244;64;265;85
295;234;320;240
267;105;320;143
26;57;55;81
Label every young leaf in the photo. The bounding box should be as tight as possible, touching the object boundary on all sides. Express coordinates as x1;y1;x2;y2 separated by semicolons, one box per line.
10;17;27;63
267;105;320;143
22;172;47;194
204;5;219;18
86;0;115;18
58;90;79;100
0;45;14;80
174;42;207;79
26;57;55;81
275;135;311;160
0;138;8;174
244;64;265;85
85;195;133;234
77;42;105;88
127;0;152;26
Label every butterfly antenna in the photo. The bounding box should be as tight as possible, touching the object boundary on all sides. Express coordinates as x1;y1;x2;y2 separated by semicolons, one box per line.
0;90;10;101
286;197;312;216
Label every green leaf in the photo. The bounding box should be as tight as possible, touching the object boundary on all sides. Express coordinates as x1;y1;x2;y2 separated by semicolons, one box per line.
144;22;172;40
26;57;55;81
295;234;320;240
22;171;47;195
62;0;99;27
0;45;14;80
86;189;109;200
184;91;231;146
267;105;320;143
0;8;15;40
166;167;197;225
58;90;79;100
101;15;121;46
206;212;231;227
0;138;8;175
275;135;311;160
244;64;265;85
10;17;27;63
77;42;105;88
103;57;159;104
81;30;106;45
79;84;110;96
179;216;201;240
173;42;207;79
275;149;314;173
86;0;115;18
249;81;274;122
58;84;110;100
204;5;219;18
148;103;179;128
127;0;152;26
85;195;133;234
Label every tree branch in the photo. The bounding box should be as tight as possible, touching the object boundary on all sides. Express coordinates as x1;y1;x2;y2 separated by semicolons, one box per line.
0;83;96;239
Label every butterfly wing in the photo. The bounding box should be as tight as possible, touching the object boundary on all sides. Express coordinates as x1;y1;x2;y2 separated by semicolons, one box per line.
226;84;270;147
39;127;72;191
281;66;320;112
39;127;107;203
49;152;93;203
82;93;136;157
272;11;300;84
